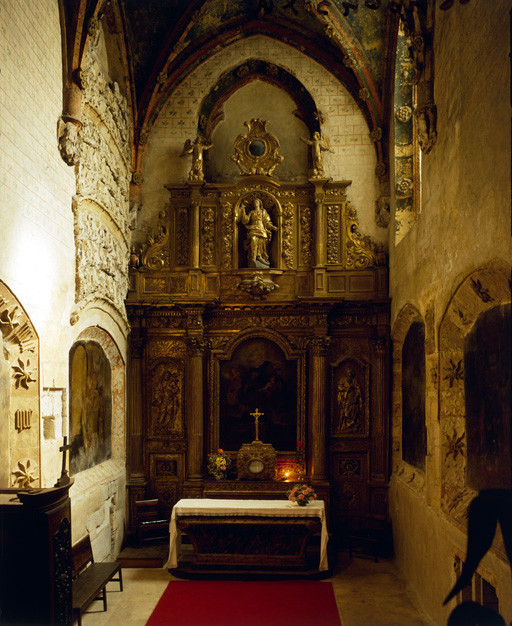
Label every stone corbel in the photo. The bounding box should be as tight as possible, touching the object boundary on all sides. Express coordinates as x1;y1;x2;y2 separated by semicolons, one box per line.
58;84;82;166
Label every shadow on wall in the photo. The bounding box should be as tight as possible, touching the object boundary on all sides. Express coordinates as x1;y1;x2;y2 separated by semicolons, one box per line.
445;490;512;625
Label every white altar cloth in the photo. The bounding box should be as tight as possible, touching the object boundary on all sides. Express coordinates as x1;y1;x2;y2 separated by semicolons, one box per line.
166;498;329;571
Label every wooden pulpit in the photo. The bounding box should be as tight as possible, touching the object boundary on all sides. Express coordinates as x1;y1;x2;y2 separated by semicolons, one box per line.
0;482;73;625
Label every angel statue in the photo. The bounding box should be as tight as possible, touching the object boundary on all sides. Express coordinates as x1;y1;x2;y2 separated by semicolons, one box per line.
300;131;333;178
180;135;213;181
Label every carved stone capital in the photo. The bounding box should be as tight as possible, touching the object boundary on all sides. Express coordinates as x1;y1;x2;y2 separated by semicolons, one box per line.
58;119;81;166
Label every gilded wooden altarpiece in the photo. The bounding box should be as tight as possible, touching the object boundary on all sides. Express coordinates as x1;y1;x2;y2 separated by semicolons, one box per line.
126;174;390;533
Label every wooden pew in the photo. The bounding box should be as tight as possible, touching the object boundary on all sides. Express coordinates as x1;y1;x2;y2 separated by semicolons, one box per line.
71;534;123;626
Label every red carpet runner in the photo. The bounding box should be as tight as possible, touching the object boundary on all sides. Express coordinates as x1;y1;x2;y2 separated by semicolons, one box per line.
146;580;342;626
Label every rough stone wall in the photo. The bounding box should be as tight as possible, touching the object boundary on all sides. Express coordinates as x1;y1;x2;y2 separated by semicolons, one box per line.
389;2;512;623
140;35;383;247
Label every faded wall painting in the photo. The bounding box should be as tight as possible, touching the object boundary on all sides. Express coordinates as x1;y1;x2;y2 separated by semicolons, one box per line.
331;360;368;437
69;341;112;474
465;304;511;490
220;338;297;451
401;321;426;470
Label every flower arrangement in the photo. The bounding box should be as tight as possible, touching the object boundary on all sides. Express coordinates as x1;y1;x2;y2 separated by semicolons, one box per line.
288;483;317;506
207;449;232;479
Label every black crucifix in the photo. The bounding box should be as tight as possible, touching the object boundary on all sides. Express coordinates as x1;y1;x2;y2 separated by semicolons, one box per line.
250;408;264;442
55;436;72;487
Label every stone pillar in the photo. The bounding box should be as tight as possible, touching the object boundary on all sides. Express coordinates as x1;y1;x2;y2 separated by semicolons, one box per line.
308;336;329;481
126;315;146;532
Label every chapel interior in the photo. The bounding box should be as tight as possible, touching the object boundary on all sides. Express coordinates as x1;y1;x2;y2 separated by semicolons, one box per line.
0;0;511;624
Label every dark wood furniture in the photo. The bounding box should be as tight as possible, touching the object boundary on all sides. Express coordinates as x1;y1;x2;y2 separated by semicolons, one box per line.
0;484;73;625
347;516;392;562
135;498;169;544
71;534;123;626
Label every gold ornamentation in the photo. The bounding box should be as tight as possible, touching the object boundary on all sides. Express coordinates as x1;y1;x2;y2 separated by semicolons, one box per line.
327;204;341;264
238;197;277;268
300;206;313;266
148;340;186;359
221;202;234;269
238;273;279;299
237;440;277;481
282;203;294;269
231;119;283;176
201;206;216;265
345;203;378;269
142;210;170;270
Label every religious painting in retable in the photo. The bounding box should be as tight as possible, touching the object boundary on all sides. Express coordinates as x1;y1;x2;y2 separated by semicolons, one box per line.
69;341;112;474
464;304;511;490
219;338;297;451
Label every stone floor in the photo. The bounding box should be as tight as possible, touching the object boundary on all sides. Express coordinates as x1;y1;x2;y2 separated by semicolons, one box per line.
78;552;434;626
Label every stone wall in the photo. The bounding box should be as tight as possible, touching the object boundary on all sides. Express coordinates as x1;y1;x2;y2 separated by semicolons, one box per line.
0;1;129;560
389;2;512;623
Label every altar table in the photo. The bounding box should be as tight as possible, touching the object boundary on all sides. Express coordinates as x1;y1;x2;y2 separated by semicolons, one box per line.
166;498;329;572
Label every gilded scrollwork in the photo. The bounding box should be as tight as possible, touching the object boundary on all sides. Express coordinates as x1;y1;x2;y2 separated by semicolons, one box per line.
141;210;170;270
281;203;294;269
327;204;340;264
231;119;283;176
299;206;313;266
345;203;378;269
201;206;216;265
221;202;234;269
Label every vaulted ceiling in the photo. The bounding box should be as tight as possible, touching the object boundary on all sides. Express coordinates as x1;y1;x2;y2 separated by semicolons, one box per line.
59;0;458;170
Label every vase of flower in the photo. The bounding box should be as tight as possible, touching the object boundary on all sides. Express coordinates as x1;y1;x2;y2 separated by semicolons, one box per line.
207;449;232;481
287;483;317;506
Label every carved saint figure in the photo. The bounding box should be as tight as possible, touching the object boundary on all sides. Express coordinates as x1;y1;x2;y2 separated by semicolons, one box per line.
337;367;363;433
301;131;333;177
153;370;180;431
239;198;277;268
180;135;213;181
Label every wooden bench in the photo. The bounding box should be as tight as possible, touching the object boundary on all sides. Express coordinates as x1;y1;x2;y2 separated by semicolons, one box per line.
71;535;123;626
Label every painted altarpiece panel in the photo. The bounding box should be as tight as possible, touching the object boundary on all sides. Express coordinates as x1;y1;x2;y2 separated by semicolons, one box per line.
217;337;300;452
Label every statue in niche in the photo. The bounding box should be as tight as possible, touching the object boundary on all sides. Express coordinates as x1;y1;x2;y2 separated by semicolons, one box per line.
301;131;333;177
336;367;363;434
239;198;278;268
180;135;213;181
